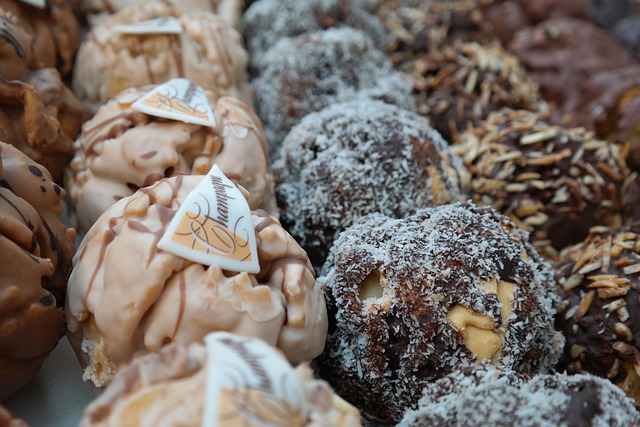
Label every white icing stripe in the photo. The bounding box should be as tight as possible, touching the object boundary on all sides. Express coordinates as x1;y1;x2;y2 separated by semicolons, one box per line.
113;17;183;35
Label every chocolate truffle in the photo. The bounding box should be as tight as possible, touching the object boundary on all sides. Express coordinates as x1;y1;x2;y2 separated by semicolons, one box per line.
253;28;414;152
0;70;87;182
275;100;467;268
510;17;634;126
66;175;327;386
456;109;629;259
72;2;251;108
79;337;360;427
0;142;75;399
0;0;80;80
412;41;544;142
67;87;276;234
243;0;385;67
556;227;640;405
318;202;564;423
401;365;640;427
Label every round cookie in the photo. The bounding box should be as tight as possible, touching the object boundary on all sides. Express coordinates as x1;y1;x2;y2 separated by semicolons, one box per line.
412;41;544;142
556;226;640;405
72;2;251;108
275;100;467;268
79;336;361;427
401;365;640;427
67;87;276;234
455;109;629;259
253;28;414;152
66;175;327;387
0;143;75;399
318;202;564;423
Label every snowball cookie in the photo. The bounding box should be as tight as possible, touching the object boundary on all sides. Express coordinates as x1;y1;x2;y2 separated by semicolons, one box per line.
66;175;327;387
555;227;640;405
413;41;545;142
455;109;630;259
79;338;361;427
0;70;88;183
67;87;276;234
0;143;75;400
275;101;467;268
0;0;80;80
401;365;640;427
317;202;564;423
244;0;385;66
72;1;251;108
253;28;414;152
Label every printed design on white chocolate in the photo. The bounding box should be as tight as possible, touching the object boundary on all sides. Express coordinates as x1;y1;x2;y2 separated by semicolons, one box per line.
133;78;216;127
203;333;307;427
113;17;182;35
18;0;46;8
158;165;259;273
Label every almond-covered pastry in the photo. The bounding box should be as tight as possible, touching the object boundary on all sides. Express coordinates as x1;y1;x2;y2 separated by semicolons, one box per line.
72;1;251;108
66;175;327;387
0;69;88;182
0;0;80;80
67;86;276;234
80;334;360;427
0;142;75;399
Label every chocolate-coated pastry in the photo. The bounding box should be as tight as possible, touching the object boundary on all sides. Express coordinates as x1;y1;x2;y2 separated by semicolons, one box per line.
275;100;467;268
66;175;327;387
0;71;86;183
556;226;640;405
412;41;544;142
0;0;80;80
456;109;629;259
66;87;276;234
79;338;361;427
72;1;251;108
401;365;640;427
510;17;634;127
254;28;413;153
0;406;28;427
318;202;564;423
0;142;75;400
243;0;385;68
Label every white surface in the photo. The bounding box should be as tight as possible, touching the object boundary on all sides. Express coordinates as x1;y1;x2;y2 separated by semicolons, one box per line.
5;338;99;427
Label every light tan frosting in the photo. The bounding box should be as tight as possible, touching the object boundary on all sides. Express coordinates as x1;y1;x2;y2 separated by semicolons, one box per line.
66;175;327;386
72;1;251;108
79;341;360;427
66;87;276;233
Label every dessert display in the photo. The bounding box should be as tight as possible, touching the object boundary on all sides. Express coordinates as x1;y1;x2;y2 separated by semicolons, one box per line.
66;174;327;387
253;28;414;151
455;109;629;259
66;85;276;234
556;227;640;404
243;0;385;67
79;334;361;427
0;142;75;400
0;0;80;80
0;70;88;183
318;202;564;423
401;365;640;426
276;100;467;267
411;42;544;141
72;2;251;108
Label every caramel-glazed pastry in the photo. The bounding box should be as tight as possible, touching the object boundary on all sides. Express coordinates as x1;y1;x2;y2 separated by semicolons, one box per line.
556;226;640;405
318;202;564;423
0;142;75;400
0;0;80;80
67;87;276;234
0;69;88;183
72;1;251;108
456;109;629;259
66;175;327;387
80;339;361;427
